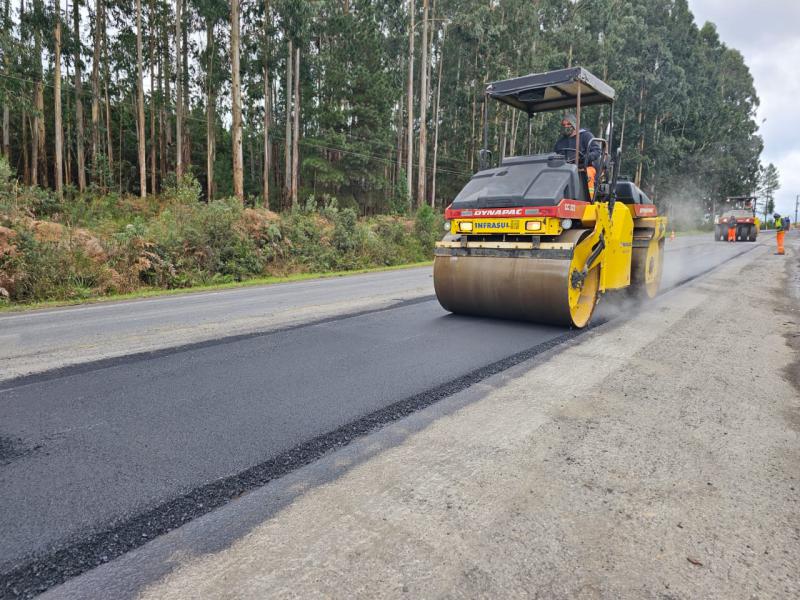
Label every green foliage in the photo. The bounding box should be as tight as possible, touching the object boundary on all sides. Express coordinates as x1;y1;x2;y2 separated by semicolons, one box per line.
2;226;116;303
0;186;438;305
758;163;780;219
162;172;203;205
0;158;61;218
413;204;443;251
0;156;14;193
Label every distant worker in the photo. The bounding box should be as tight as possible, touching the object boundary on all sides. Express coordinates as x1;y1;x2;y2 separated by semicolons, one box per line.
554;113;601;196
727;216;737;242
774;213;785;255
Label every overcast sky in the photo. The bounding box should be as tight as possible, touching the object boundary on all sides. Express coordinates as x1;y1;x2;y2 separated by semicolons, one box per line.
688;0;799;218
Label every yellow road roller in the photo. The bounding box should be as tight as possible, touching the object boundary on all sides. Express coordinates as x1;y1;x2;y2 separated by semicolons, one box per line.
433;67;667;328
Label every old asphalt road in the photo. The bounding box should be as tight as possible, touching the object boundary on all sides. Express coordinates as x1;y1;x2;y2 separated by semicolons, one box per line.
0;234;775;598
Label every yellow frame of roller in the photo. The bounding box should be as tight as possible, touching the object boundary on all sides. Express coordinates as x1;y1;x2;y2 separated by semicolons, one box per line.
432;67;668;328
435;205;666;328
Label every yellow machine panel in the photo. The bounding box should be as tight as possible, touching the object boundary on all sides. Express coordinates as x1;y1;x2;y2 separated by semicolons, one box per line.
599;202;634;291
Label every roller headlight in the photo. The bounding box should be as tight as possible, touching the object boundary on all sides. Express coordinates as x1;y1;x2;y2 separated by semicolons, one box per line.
561;218;573;230
444;220;451;231
525;221;542;231
458;221;473;232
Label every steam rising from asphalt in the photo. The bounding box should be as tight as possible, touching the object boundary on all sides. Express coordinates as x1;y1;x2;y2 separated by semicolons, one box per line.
659;181;709;231
593;234;758;324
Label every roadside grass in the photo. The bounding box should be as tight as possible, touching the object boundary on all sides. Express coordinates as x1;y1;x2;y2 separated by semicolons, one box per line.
0;260;433;313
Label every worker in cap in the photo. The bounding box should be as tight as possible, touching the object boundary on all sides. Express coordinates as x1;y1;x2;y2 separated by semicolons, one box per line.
774;213;785;254
554;113;601;197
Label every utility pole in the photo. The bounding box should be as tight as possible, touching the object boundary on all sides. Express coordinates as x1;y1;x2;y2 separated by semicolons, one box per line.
795;194;798;225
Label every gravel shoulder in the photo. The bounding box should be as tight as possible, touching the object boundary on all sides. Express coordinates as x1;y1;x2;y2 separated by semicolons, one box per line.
43;234;800;599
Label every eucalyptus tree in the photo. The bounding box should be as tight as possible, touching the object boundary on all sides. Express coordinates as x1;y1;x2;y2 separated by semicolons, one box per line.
71;0;86;191
135;0;146;197
230;0;243;199
194;0;227;199
53;0;63;198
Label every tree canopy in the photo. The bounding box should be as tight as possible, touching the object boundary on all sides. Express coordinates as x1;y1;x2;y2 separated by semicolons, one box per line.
1;0;764;218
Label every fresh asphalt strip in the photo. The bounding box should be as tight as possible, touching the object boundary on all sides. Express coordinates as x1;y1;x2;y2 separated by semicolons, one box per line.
0;295;435;392
0;242;758;600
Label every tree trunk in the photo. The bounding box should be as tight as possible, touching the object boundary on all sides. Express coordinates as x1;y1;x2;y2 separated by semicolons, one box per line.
405;0;414;209
22;110;30;184
32;0;44;186
158;48;167;185
103;16;113;174
395;91;403;187
1;0;8;159
416;0;429;206
635;81;645;188
54;0;63;199
149;0;157;193
117;83;123;191
262;0;270;207
181;9;190;171
1;103;8;159
291;45;300;208
248;135;255;185
72;0;86;191
468;48;479;171
175;0;183;177
230;0;244;201
162;15;172;155
1;0;8;158
284;38;292;205
500;110;508;162
135;0;147;197
64;62;72;186
618;104;627;173
91;0;101;169
431;25;444;208
35;82;46;186
206;19;216;200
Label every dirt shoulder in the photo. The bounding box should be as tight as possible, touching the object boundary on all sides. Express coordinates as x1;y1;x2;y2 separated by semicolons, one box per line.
46;235;799;600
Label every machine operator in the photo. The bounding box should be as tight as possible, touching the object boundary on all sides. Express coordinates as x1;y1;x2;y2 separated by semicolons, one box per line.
554;113;601;196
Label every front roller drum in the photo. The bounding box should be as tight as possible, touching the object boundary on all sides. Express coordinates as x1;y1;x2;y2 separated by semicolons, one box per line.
433;231;600;328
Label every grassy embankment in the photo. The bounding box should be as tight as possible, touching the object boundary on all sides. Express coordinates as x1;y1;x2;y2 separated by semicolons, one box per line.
0;159;442;310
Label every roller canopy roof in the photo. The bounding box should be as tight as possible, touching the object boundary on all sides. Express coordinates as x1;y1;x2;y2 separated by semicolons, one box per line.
451;154;586;208
487;67;615;114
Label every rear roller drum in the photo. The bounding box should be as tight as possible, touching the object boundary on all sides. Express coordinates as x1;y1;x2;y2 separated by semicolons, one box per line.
629;237;664;299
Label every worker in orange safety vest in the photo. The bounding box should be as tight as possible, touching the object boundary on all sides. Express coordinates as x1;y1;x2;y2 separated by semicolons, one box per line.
727;217;737;242
774;213;786;255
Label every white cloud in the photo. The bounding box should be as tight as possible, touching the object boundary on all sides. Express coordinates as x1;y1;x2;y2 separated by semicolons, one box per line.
689;0;799;216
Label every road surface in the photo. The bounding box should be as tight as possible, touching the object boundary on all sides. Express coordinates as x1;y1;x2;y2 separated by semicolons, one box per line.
0;234;778;598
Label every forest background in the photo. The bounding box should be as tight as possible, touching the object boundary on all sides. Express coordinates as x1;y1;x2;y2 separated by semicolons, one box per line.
0;0;780;304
